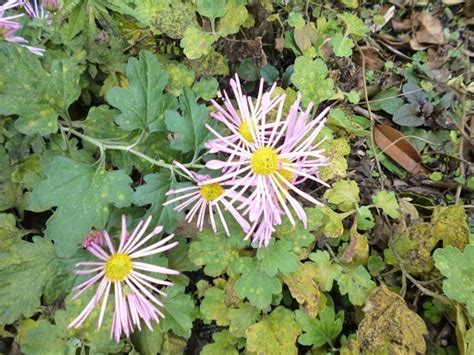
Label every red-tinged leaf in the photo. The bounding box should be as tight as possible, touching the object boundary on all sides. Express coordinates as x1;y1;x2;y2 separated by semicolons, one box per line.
374;124;430;175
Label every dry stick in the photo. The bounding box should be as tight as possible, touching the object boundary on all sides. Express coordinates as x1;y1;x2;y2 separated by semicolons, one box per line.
390;242;452;306
356;44;384;188
454;45;470;204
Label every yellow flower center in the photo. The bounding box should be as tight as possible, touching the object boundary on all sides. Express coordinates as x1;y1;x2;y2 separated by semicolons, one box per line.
251;146;279;176
239;121;255;143
105;253;133;282
199;183;224;202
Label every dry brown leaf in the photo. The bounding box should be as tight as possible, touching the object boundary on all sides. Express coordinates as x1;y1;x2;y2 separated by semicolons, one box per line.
358;286;428;354
414;12;446;45
391;18;412;32
374;124;430;175
294;24;316;52
355;46;385;70
340;224;369;266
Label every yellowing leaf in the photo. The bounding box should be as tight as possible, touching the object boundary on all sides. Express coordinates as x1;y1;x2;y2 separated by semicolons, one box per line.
246;307;301;355
431;205;469;249
181;27;216;60
200;287;230;326
372;191;400;219
358;286;428;354
281;262;326;318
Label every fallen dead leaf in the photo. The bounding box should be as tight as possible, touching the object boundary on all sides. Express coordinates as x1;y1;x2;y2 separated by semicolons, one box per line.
374;124;430;175
413;12;446;45
355;46;385;70
391;18;412;32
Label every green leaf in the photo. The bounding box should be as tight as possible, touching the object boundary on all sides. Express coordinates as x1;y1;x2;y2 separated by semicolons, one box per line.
236;58;258;82
54;287;124;353
372;191;400;219
287;12;305;29
159;284;195;338
434;245;474;316
165;88;211;154
196;0;227;20
246;307;301;354
180;27;216;60
200;287;230;326
0;237;59;325
132;173;187;233
337;265;376;306
192;78;219;100
291;56;335;105
11;155;44;190
0;147;23;211
392;104;424;127
217;0;249;37
257;239;298;277
201;330;239;355
296;306;344;347
0;213;22;250
105;50;178;132
17;319;68;355
228;303;260;337
367;255;386;276
338;12;369;37
189;224;248;277
330;33;354;57
324;180;360;212
309;251;342;292
28;157;133;257
356;206;375;231
131;326;164;355
163;62;196;97
0;46;82;136
235;262;282;310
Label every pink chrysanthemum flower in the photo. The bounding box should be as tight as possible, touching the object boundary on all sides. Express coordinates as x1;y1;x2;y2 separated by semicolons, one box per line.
0;0;44;55
68;215;179;342
164;161;250;236
206;75;285;158
203;89;330;246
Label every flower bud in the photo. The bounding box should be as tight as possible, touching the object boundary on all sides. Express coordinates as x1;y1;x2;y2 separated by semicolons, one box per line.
42;0;60;12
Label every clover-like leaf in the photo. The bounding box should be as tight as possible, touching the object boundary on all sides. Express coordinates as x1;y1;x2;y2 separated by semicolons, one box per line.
189;224;248;277
291;56;335;105
434;245;474;316
246;307;301;355
338;12;369;37
295;306;344;347
337;265;376;306
200;287;230;326
28;156;133;257
181;27;216;60
330;33;354;57
235;262;282;310
201;330;239;355
309;251;342;292
106;50;178;132
217;0;249;37
165;88;212;154
324;179;360;212
159;284;196;338
0;45;82;136
257;239;298;277
372;191;400;219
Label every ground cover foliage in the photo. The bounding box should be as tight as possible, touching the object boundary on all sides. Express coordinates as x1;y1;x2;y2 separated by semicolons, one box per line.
0;0;473;354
